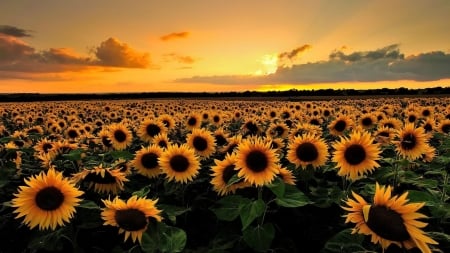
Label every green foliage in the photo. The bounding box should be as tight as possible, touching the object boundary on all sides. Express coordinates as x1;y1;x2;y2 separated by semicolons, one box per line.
242;223;275;252
141;223;187;253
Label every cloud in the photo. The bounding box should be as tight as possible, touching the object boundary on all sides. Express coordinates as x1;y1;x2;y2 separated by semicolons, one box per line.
94;37;150;68
278;44;312;67
0;31;152;77
163;53;196;64
160;32;189;41
0;25;32;37
176;44;450;84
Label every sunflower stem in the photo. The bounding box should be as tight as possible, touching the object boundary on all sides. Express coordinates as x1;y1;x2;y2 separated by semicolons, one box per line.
441;170;449;203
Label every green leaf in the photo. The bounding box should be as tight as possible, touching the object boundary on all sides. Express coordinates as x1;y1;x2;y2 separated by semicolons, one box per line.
210;195;250;221
0;136;18;143
132;185;151;198
77;200;100;210
406;190;438;206
321;228;366;253
428;231;450;244
158;204;191;224
242;223;275;252
226;174;243;186
141;223;186;253
267;177;285;197
275;184;311;208
240;199;266;230
108;150;134;160
61;148;84;161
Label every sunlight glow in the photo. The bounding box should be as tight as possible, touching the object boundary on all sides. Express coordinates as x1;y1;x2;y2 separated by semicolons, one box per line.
253;53;278;76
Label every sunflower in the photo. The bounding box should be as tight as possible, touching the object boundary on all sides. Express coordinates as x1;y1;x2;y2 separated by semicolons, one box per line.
150;133;169;149
242;118;261;136
437;118;450;134
328;114;354;136
133;145;163;178
138;119;167;143
185;113;202;130
213;128;229;147
266;122;290;139
72;165;129;194
405;110;420;124
108;123;133;150
12;169;84;230
289;123;323;139
186;128;216;158
34;138;57;156
332;131;381;181
393;123;429;161
287;133;329;169
97;128;114;150
159;144;200;183
420;117;436;134
157;114;176;130
221;134;242;155
358;113;377;130
379;117;403;130
101;195;162;244
210;153;250;196
342;183;438;252
373;126;395;145
235;137;280;186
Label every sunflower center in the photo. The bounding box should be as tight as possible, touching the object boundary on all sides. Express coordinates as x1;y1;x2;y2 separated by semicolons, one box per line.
274;126;285;136
102;136;112;147
378;131;390;137
334;120;347;132
115;208;148;232
245;150;268;172
35;186;65;211
215;134;227;146
169;155;190;172
344;144;366;165
141;153;159;169
43;143;53;153
296;142;319;162
366;205;410;241
362;117;372;126
222;164;237;183
384;123;394;128
146;124;161;137
245;122;258;133
85;170;117;184
188;117;197;126
193;136;208;151
309;119;320;126
423;123;433;132
114;130;127;143
213;115;220;123
158;140;168;148
422;110;430;117
442;124;450;134
408;115;416;123
68;129;78;138
401;133;416;150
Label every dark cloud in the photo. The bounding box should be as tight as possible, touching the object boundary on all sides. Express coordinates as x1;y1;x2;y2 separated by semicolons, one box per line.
163;53;196;64
278;44;312;67
160;32;189;41
0;25;32;37
176;44;450;84
94;37;150;68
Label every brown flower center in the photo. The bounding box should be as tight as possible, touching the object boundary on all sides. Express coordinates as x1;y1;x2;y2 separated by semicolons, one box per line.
366;205;410;241
114;130;127;143
141;152;159;169
193;136;208;151
296;142;319;162
169;154;190;172
344;144;366;165
334;120;347;132
400;133;417;150
245;150;268;172
145;124;161;137
115;208;148;231
35;186;64;211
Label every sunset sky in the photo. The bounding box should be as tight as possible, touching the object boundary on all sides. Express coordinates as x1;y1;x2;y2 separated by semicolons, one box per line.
1;0;449;93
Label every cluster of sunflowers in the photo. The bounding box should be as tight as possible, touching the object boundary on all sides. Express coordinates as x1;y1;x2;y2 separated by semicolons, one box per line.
0;97;449;252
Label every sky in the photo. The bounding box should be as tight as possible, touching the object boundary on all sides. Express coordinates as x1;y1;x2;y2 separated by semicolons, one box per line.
0;0;449;93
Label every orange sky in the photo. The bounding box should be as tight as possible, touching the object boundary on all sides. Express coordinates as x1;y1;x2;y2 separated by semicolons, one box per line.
0;0;449;93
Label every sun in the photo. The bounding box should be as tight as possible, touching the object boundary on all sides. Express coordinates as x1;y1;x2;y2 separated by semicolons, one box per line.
254;53;278;76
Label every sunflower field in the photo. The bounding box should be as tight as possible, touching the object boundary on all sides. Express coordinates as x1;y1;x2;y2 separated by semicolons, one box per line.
0;97;449;253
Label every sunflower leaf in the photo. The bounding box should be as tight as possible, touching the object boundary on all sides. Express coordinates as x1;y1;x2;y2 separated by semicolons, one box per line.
141;223;186;253
61;148;84;161
158;204;191;224
240;199;266;230
275;184;311;208
321;228;365;253
211;195;250;221
77;200;100;210
242;223;275;252
226;174;243;186
107;150;134;160
267;177;285;197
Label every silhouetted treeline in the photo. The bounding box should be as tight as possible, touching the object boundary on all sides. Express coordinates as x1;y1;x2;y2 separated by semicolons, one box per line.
0;86;449;102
